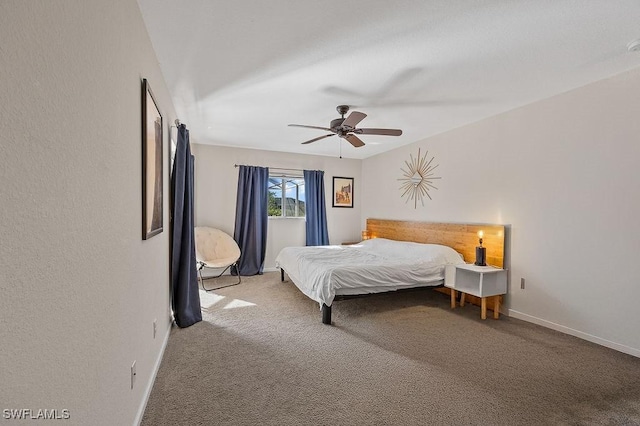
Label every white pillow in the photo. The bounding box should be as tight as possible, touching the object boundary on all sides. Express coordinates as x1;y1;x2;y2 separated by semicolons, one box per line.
358;238;464;264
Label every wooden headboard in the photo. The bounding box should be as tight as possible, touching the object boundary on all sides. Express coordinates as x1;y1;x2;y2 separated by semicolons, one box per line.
366;218;505;268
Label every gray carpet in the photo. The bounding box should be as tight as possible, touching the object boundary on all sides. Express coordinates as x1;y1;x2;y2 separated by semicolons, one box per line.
142;272;640;425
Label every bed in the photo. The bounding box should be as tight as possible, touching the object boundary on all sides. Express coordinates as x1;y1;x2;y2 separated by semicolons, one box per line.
276;219;506;324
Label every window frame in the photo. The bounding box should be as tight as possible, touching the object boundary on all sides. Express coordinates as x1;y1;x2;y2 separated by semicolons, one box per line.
267;174;306;218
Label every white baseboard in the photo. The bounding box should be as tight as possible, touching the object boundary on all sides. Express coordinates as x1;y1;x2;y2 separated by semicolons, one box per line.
508;309;640;358
134;321;172;426
263;267;278;273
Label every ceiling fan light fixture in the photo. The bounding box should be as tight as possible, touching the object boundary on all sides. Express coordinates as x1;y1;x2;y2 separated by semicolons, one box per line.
330;118;345;129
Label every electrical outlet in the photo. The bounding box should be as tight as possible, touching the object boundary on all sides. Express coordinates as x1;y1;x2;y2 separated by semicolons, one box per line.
521;278;526;289
153;319;157;339
131;361;136;390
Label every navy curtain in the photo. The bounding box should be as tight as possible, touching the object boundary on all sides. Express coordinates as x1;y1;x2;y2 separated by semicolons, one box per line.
170;124;201;328
303;170;329;246
233;166;269;275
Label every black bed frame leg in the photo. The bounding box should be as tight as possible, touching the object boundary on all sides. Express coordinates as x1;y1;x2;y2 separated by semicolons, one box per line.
322;304;331;325
280;268;284;282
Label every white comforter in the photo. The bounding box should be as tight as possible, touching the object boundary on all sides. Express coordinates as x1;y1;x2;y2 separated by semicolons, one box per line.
275;238;464;307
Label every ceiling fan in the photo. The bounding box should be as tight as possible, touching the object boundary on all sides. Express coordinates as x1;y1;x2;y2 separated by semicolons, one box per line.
288;105;402;148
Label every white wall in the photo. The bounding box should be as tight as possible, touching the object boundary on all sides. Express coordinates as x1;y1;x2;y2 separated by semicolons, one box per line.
0;1;176;424
362;67;640;357
191;144;362;270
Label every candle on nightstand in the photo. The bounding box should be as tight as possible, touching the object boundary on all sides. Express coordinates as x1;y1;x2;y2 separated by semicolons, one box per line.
474;230;486;266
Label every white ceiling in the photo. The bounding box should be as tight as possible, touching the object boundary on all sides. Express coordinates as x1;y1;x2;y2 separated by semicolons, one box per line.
137;0;640;159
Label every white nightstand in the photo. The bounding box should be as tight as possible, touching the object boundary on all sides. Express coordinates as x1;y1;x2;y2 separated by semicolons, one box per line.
444;264;507;319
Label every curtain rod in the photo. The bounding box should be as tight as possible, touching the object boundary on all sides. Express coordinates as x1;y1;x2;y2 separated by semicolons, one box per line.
234;164;305;173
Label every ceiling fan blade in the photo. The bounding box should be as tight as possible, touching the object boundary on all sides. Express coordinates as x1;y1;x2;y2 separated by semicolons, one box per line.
345;134;365;148
355;128;402;136
301;134;335;145
288;124;333;132
341;111;367;128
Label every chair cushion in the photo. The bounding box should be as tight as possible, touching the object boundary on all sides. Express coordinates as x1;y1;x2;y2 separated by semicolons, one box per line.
195;227;241;268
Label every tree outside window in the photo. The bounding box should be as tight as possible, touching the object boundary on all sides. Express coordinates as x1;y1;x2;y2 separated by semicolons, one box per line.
268;176;305;217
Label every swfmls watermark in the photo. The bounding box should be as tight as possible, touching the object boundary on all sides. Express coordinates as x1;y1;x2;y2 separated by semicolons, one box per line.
2;409;70;420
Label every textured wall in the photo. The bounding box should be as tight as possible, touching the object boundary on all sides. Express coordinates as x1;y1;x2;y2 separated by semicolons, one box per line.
0;1;175;424
362;67;640;357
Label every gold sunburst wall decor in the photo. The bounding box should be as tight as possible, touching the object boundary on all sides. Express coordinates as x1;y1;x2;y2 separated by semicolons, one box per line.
398;148;441;208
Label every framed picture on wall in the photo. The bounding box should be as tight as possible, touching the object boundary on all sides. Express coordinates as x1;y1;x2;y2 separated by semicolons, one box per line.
332;176;354;208
142;78;163;240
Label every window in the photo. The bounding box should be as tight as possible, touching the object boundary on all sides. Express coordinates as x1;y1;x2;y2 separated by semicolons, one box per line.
268;175;305;217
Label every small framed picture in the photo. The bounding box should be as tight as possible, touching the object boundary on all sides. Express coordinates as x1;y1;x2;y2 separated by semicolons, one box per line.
332;177;354;208
142;78;163;240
